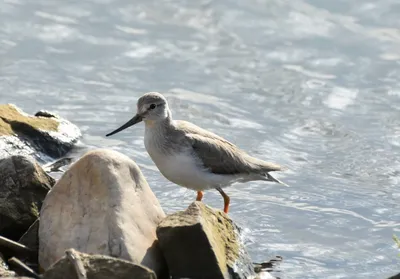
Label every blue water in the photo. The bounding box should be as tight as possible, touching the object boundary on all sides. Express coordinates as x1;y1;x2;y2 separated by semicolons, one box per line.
1;0;399;278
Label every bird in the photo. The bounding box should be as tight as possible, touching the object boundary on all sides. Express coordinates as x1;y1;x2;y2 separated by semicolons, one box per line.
106;92;287;213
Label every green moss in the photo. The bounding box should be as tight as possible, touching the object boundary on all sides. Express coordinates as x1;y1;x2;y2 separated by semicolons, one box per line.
0;118;13;135
30;202;40;218
0;104;59;136
198;203;240;272
393;235;400;257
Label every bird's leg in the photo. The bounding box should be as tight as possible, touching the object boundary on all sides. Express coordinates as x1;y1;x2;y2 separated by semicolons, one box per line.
216;187;230;213
196;191;204;201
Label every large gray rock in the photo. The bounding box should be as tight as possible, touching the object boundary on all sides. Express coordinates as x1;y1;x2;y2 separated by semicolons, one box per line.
39;149;167;277
157;201;256;279
0;156;54;240
43;249;156;279
0;104;81;164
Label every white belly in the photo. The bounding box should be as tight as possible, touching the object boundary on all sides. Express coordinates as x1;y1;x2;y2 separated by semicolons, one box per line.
144;127;240;191
150;150;218;191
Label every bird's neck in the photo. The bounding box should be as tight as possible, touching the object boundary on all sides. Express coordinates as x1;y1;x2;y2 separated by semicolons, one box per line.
144;114;173;131
144;114;174;152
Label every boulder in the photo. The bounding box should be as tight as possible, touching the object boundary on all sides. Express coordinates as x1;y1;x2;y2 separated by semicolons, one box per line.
0;156;55;240
43;249;156;279
39;149;167;277
157;201;256;279
0;104;81;164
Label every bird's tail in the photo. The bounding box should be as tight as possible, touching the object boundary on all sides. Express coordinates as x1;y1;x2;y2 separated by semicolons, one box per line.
266;173;289;187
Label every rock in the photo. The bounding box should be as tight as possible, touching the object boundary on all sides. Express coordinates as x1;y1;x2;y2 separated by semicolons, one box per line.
0;156;55;240
18;219;40;264
0;252;16;277
388;273;400;279
0;104;81;164
18;219;39;253
39;149;167;277
157;201;256;279
253;256;282;279
0;267;16;277
43;249;156;279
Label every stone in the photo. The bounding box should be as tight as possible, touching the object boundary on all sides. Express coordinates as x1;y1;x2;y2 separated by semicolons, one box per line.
388;273;400;279
39;149;167;277
0;156;55;240
18;219;39;252
0;104;81;164
253;256;282;279
43;250;156;279
18;219;40;263
0;267;15;277
157;201;256;279
0;251;16;277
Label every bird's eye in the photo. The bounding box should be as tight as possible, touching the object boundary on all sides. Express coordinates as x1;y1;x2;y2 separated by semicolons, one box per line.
149;104;156;110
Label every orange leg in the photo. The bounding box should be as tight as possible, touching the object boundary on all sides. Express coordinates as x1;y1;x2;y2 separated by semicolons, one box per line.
196;191;204;201
216;187;230;213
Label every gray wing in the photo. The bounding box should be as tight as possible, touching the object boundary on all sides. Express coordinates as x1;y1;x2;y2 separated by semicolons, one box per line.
176;121;283;175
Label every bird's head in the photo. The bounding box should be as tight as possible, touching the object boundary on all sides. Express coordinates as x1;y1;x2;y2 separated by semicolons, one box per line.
106;92;170;137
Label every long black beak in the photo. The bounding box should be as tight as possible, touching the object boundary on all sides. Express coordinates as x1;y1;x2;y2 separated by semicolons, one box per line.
106;114;142;137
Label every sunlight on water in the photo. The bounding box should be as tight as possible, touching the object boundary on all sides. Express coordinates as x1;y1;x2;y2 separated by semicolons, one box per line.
1;0;400;278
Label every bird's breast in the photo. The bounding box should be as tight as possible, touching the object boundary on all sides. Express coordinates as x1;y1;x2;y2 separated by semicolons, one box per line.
148;150;204;188
144;132;209;189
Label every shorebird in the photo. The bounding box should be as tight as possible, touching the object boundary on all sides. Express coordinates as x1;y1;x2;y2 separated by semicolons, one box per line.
106;92;287;213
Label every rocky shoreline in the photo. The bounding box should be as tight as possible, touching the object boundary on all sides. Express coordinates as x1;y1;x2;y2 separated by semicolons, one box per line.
1;104;399;279
0;149;278;279
0;105;282;279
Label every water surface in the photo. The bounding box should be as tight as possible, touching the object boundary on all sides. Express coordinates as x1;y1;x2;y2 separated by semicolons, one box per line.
1;0;400;278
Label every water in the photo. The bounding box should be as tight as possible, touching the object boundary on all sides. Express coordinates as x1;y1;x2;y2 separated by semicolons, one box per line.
1;0;399;278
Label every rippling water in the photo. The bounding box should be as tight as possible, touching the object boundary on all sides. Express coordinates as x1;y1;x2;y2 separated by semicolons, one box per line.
1;0;400;278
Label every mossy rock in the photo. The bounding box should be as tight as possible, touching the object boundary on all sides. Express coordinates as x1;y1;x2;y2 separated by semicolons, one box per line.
0;105;58;136
0;104;81;162
156;201;255;279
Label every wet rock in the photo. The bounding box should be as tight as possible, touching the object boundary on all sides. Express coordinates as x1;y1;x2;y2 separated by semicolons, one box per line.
0;104;81;164
39;149;167;277
0;266;16;277
42;249;156;279
0;156;54;240
0;252;16;277
157;201;255;279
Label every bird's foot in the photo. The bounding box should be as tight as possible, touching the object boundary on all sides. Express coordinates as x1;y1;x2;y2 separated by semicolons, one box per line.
196;191;203;201
216;187;230;214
